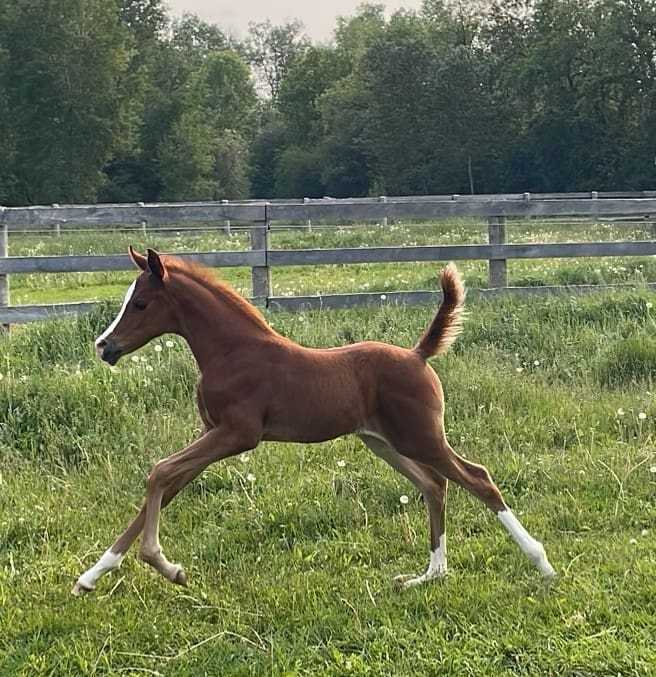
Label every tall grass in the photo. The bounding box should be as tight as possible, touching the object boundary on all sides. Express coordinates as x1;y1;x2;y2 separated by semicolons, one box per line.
1;288;655;675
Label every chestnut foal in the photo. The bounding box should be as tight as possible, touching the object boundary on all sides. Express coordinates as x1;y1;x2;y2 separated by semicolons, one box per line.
72;248;554;596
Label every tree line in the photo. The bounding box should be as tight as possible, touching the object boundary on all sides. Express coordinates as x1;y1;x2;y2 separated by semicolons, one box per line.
1;0;656;206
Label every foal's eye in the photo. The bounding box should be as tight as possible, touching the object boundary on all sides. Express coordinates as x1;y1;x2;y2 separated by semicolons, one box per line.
133;298;148;310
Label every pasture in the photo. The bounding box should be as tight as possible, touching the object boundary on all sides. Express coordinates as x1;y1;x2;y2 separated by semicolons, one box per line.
1;221;655;675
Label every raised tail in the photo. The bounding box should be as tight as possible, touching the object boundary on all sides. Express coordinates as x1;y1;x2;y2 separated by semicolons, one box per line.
413;263;466;360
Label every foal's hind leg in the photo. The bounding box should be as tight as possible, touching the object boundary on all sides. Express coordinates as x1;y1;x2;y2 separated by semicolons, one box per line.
359;432;448;588
412;435;555;581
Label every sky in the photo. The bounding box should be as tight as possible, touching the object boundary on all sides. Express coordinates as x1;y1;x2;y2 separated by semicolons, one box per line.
165;1;423;42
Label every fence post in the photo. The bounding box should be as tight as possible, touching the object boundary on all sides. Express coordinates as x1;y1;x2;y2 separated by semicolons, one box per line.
0;212;9;332
488;215;507;289
303;197;312;231
221;200;231;235
250;214;270;307
379;196;388;227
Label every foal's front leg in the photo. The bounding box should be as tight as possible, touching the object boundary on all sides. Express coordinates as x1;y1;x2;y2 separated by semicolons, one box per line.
72;425;256;595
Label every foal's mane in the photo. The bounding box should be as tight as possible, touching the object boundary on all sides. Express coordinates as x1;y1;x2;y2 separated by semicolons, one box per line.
163;255;273;333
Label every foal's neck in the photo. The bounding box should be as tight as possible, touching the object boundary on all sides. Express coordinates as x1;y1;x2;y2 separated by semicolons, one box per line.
170;272;274;371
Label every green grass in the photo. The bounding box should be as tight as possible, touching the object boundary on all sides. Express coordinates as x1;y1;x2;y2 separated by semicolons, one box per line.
1;286;656;674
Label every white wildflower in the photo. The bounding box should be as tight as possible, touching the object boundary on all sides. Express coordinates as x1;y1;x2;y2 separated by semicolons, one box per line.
629;538;638;545
533;360;540;367
638;412;647;420
616;408;625;416
131;355;139;363
246;473;256;482
337;460;346;468
399;495;409;505
516;367;523;373
380;294;387;301
239;453;250;463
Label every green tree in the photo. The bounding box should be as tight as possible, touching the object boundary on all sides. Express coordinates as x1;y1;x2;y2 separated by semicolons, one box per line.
247;19;309;100
0;0;132;204
278;46;349;148
191;50;257;134
249;114;287;198
170;12;228;66
319;75;372;197
274;147;324;198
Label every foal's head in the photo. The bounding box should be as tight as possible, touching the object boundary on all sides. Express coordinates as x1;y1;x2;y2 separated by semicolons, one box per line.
95;247;177;365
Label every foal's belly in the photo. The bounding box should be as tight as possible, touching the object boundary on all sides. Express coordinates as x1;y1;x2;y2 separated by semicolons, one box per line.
261;397;363;443
260;369;367;443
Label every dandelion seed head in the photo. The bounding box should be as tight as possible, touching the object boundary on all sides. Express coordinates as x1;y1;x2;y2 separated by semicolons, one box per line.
154;344;162;352
629;538;638;545
533;360;540;366
165;340;174;348
131;355;139;363
638;412;647;420
516;367;523;373
399;494;409;505
246;473;256;482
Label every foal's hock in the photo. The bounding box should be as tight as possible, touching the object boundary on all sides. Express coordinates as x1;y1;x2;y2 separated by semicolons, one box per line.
72;248;555;596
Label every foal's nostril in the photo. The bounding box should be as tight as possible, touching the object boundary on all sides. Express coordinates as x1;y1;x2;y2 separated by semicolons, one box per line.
95;338;107;350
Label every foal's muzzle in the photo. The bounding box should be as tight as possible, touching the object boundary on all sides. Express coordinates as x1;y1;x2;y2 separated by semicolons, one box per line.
95;339;122;365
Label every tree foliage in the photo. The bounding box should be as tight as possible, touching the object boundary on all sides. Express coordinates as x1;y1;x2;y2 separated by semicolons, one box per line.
2;0;656;204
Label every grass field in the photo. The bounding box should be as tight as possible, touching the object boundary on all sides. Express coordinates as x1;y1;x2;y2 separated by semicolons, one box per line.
1;221;656;675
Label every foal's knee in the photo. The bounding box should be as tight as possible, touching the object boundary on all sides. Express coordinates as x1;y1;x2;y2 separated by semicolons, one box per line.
146;460;169;492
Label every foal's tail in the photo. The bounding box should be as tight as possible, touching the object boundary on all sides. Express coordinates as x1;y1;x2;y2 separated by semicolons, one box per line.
413;263;466;360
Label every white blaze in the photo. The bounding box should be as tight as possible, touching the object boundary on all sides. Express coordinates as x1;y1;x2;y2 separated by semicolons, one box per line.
95;281;136;349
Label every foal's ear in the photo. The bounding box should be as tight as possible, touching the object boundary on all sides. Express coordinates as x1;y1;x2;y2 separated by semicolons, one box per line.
146;248;167;281
128;245;148;271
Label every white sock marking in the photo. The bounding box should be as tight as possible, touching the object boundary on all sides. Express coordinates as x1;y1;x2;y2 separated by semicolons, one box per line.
498;509;554;578
76;548;124;590
402;535;447;587
95;281;136;348
429;534;447;576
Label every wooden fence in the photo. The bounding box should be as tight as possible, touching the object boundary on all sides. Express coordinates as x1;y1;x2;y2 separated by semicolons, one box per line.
1;191;656;324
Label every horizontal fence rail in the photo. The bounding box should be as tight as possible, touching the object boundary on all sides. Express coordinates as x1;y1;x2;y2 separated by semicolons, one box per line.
1;191;656;325
0;250;264;274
